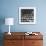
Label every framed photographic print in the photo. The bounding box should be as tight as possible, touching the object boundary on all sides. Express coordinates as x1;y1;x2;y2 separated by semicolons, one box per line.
19;7;36;24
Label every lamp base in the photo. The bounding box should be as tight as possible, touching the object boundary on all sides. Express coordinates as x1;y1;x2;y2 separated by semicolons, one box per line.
8;32;11;35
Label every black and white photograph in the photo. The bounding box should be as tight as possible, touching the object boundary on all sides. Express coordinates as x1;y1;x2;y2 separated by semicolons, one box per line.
19;7;36;24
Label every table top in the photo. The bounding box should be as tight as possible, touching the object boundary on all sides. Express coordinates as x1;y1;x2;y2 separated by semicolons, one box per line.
4;32;43;40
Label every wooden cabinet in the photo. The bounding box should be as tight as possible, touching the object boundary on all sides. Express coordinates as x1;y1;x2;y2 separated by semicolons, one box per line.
4;32;24;46
4;40;24;46
4;40;16;46
4;32;43;46
24;40;43;46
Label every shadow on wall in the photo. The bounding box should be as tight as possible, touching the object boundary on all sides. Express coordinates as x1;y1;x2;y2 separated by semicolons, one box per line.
0;16;5;46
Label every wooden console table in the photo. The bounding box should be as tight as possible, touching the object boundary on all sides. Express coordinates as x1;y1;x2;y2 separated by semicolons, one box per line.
4;32;43;46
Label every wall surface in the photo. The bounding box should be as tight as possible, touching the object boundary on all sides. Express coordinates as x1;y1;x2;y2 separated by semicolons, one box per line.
0;0;46;32
0;0;46;46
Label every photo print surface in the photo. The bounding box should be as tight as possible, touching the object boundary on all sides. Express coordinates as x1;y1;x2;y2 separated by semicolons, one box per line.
21;9;34;22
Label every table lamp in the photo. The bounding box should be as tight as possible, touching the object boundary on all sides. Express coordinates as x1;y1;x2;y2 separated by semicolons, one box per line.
5;18;14;35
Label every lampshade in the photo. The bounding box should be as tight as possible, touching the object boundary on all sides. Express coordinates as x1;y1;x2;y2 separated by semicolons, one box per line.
5;18;14;25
